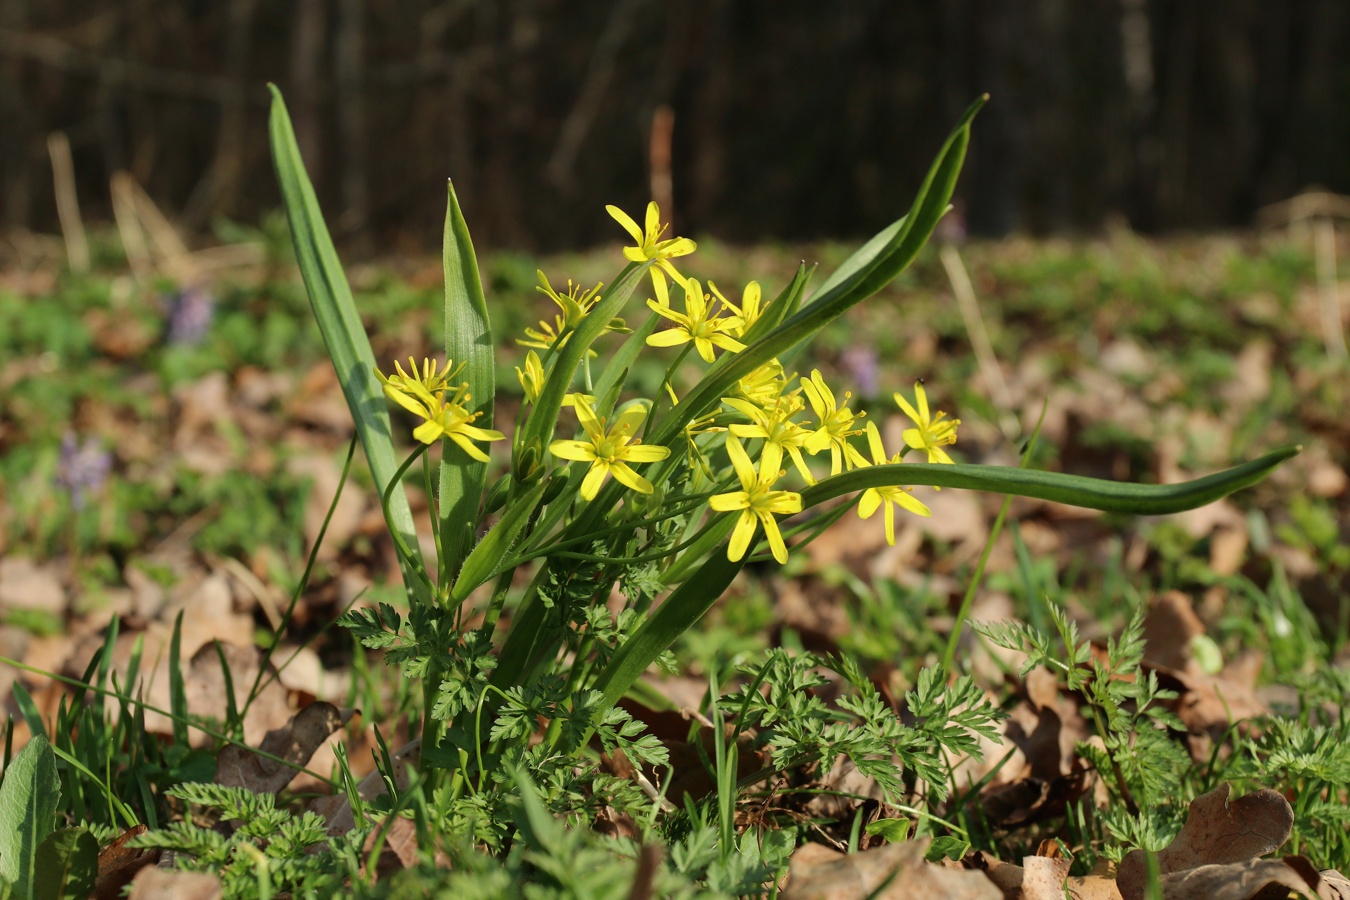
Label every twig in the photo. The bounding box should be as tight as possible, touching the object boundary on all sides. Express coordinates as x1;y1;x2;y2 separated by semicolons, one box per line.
1314;218;1347;362
939;244;1019;440
46;131;89;273
649;105;675;221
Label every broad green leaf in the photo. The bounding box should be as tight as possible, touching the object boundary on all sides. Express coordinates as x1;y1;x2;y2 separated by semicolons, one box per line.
0;735;59;897
267;85;429;604
648;95;987;447
799;445;1299;515
33;828;97;900
449;477;548;606
925;836;972;862
438;183;495;577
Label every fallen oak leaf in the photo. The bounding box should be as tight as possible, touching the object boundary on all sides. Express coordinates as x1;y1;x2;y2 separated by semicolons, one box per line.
215;701;352;796
1153;858;1322;900
782;839;1002;900
1116;783;1293;900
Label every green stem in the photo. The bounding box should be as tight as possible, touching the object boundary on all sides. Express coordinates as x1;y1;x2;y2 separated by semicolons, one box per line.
383;443;436;595
942;405;1044;672
423;448;446;593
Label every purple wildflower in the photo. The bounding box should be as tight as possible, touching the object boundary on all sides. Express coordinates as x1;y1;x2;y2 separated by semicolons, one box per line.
839;344;880;400
55;433;112;511
166;285;216;346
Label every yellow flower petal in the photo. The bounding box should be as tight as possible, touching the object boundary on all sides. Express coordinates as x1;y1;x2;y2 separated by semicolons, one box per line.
727;510;758;562
548;440;598;462
607;204;644;244
580;463;609;500
609;461;654;494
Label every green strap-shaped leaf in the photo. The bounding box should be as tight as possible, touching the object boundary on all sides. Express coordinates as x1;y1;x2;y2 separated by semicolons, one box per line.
33;828;97;900
439;182;496;577
0;735;60;897
267;86;428;604
449;477;548;605
590;550;746;715
648;95;987;448
799;446;1299;515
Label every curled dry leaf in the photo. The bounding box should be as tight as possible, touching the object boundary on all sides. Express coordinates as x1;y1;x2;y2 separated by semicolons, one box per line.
782;839;1002;900
1152;858;1322;900
1116;783;1293;900
94;824;157;900
215;701;352;796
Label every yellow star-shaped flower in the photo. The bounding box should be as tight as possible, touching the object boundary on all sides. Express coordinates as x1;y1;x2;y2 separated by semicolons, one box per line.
800;369;868;476
647;277;747;363
708;436;802;564
894;380;959;464
376;358;504;459
606;201;696;306
548;396;670;500
857;422;931;545
710;280;764;337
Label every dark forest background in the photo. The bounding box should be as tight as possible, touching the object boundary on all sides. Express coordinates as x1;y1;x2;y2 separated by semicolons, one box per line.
2;0;1348;253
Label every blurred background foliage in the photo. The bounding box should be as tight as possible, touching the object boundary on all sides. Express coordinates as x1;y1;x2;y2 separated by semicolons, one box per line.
1;0;1348;253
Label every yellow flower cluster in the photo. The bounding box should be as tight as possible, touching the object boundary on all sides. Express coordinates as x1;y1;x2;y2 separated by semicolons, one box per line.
379;201;961;567
376;357;505;460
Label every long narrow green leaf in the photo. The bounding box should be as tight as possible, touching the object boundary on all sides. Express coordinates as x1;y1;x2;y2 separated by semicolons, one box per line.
267;85;428;603
449;478;548;605
439;182;496;576
0;734;59;897
649;95;987;447
799;445;1300;515
590;551;745;714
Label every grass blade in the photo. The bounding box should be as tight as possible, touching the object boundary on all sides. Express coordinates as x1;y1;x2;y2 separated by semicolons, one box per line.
267;84;428;603
438;182;496;577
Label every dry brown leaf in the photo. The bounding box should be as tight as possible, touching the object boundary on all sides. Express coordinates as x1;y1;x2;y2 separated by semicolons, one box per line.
362;815;420;880
1311;865;1350;899
967;852;1125;900
180;642;295;747
1150;663;1268;740
1116;783;1293;900
1153;858;1317;900
286;453;368;562
781;839;1002;900
1142;591;1207;673
313;738;420;833
127;867;223;900
1021;855;1072;899
216;701;351;796
94;824;158;900
0;557;68;615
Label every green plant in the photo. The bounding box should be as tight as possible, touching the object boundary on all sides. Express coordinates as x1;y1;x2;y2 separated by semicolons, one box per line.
264;83;1298;889
0;735;98;900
